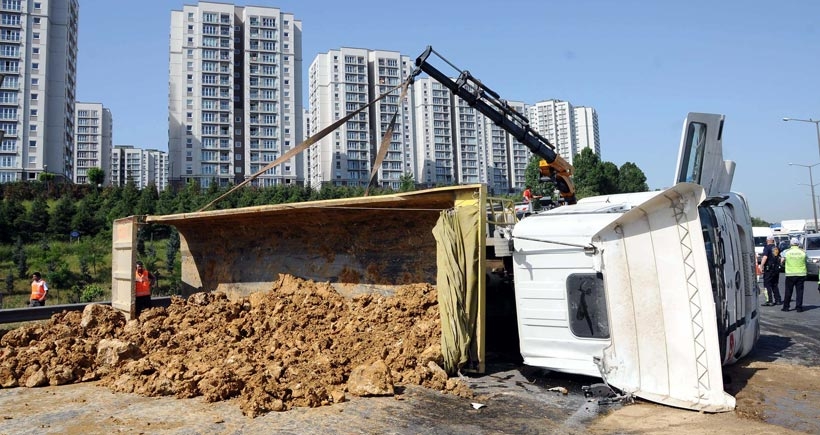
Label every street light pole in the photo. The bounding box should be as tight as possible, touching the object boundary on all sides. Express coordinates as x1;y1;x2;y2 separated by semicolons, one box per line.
783;117;820;160
789;162;820;233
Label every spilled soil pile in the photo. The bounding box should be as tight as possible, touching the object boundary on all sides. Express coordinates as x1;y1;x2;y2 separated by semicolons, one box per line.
0;274;471;417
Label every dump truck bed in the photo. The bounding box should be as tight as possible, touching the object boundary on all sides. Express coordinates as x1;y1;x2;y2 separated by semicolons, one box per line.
143;184;486;300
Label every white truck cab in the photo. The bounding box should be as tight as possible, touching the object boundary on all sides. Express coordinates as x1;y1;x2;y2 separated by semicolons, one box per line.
510;113;758;412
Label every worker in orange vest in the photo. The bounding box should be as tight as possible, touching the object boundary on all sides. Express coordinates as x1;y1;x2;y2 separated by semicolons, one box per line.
29;272;49;307
135;261;156;316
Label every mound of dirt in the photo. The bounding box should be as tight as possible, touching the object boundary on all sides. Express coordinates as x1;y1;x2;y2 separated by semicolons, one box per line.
0;274;471;417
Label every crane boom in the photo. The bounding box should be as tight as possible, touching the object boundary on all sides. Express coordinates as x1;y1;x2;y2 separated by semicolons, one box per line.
413;46;576;204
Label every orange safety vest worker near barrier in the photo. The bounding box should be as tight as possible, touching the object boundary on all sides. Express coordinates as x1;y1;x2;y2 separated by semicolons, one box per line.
29;272;49;307
135;261;156;316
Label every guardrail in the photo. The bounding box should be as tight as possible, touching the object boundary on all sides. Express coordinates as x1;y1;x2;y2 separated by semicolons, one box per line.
0;297;172;325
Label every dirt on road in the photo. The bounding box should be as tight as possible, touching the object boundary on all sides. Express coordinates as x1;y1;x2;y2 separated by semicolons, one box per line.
0;274;470;418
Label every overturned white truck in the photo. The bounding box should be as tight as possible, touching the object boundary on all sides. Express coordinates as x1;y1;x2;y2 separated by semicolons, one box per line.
509;113;758;411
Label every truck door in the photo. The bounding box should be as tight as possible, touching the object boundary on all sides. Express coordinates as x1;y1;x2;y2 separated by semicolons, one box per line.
674;113;728;197
112;216;139;318
593;183;735;412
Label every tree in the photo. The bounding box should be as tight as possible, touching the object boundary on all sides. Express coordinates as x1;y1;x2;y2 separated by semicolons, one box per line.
751;217;771;227
175;179;201;212
135;182;159;216
617;162;649;193
572;148;604;199
87;167;105;187
0;200;8;244
5;271;13;295
27;196;50;236
155;186;177;215
166;229;180;275
599;161;620;195
399;173;416;192
2;199;26;243
48;195;76;237
572;149;649;198
72;197;103;237
13;236;27;279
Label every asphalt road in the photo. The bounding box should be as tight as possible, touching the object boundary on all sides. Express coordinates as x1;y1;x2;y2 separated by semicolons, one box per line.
754;274;820;366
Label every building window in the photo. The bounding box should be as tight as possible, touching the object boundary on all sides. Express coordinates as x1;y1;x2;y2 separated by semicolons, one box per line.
31;63;38;70
32;33;40;40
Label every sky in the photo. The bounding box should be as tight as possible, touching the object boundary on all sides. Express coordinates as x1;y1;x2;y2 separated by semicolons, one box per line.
75;0;820;223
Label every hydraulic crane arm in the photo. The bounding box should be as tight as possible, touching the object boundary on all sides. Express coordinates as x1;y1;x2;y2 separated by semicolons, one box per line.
413;46;576;204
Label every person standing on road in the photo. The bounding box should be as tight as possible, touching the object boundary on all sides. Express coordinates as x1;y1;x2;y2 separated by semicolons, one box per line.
135;261;156;316
29;272;48;307
760;235;783;306
782;237;807;313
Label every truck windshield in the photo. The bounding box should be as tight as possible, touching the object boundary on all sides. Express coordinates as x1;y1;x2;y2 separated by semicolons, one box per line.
678;122;707;184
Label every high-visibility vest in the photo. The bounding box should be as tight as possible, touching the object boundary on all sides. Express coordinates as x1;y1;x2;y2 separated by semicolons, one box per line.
31;280;47;300
784;246;807;276
135;270;152;297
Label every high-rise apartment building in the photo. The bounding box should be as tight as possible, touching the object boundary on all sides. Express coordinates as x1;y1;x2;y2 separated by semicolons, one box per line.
573;106;600;157
484;100;529;193
367;50;416;190
74;102;112;185
528;99;599;165
169;2;303;189
111;145;168;190
307;48;414;190
527;100;574;164
412;77;454;187
453;95;486;185
0;0;79;183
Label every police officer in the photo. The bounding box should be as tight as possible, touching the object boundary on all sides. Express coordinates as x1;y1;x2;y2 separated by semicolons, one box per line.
759;235;783;306
781;237;807;312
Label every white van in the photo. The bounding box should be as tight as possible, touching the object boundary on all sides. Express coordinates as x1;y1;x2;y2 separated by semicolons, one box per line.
752;226;773;262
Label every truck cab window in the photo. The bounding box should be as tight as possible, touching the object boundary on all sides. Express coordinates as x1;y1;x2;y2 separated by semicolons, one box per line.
566;273;609;339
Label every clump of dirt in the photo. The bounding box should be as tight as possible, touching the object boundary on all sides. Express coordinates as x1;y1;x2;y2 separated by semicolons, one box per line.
0;274;472;417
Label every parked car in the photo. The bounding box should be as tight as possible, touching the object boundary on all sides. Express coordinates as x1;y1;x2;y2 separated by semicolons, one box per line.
802;234;820;279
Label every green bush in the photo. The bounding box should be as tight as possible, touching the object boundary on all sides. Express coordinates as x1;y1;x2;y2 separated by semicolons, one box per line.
79;283;105;303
